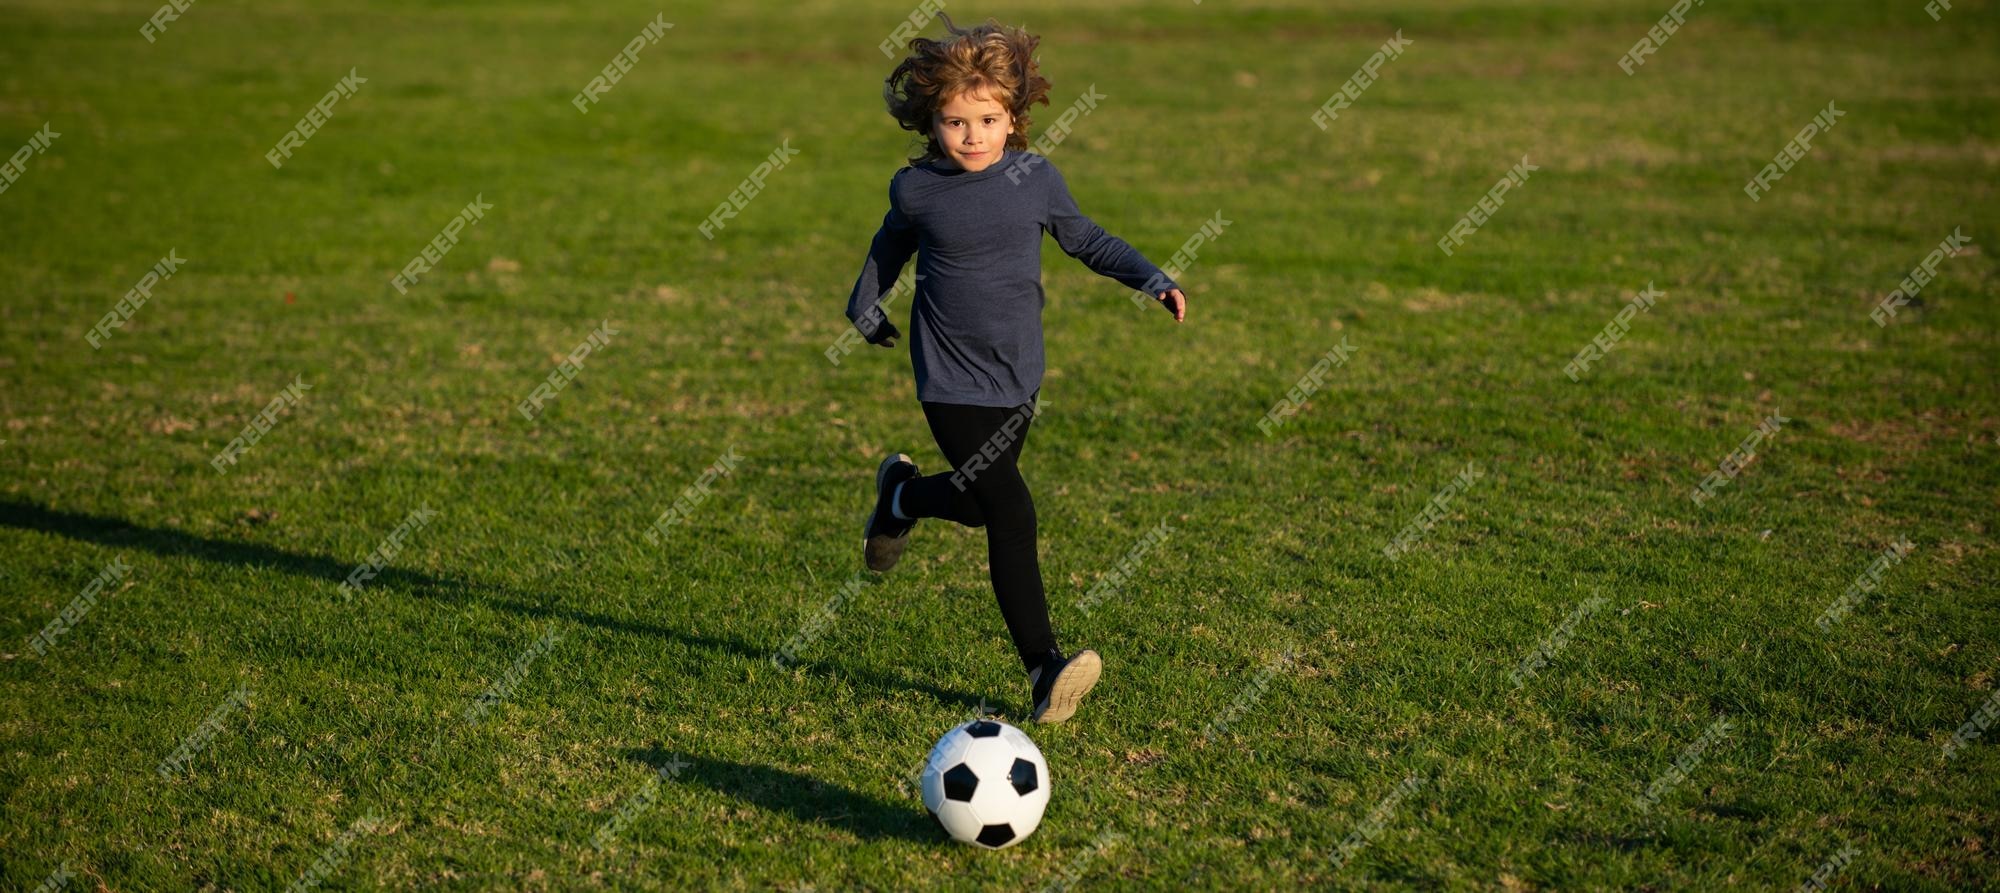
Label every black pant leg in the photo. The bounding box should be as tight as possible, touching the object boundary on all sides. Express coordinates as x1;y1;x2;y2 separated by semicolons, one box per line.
906;400;1057;670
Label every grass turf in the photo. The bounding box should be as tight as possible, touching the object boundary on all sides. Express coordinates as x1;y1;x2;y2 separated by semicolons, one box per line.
1;0;1997;888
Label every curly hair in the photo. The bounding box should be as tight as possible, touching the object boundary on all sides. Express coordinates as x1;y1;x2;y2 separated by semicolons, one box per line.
882;12;1052;165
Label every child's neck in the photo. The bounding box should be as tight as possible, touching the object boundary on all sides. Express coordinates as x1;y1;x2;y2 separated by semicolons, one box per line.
931;151;999;173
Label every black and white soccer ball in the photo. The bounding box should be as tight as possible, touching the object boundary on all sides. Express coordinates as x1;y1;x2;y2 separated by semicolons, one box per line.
920;718;1051;849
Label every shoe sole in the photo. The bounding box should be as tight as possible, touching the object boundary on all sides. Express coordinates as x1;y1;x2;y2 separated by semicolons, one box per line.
864;453;915;572
1032;649;1102;724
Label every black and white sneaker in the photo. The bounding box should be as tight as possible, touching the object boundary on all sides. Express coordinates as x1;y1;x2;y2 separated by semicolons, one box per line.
1029;649;1102;724
863;453;920;572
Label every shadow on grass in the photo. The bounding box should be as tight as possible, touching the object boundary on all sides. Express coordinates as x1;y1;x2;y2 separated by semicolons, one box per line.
620;745;940;844
0;499;986;711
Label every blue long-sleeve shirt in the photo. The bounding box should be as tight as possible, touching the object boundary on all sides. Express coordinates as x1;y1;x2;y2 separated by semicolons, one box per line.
845;149;1178;407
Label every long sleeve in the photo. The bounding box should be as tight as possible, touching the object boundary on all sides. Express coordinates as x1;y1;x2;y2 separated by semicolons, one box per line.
845;173;919;343
1043;162;1177;296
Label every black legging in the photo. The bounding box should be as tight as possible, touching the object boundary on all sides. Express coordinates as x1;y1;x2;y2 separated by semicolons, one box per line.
896;397;1056;671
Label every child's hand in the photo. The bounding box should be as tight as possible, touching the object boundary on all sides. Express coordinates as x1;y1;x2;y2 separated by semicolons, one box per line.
1156;288;1187;322
870;320;903;347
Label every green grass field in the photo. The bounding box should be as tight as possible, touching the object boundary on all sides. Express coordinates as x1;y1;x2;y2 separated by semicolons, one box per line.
2;0;1997;889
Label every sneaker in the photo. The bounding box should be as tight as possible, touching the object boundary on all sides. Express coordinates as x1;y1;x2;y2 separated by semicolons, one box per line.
863;453;920;572
1029;649;1102;724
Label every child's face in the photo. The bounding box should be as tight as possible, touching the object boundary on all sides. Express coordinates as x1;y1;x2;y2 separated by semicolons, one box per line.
932;88;1014;172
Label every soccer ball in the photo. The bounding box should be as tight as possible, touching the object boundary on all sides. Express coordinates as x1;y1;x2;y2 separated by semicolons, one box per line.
920;718;1050;848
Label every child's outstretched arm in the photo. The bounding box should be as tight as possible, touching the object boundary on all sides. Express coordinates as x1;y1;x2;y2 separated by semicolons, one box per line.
845;173;919;346
1043;161;1188;322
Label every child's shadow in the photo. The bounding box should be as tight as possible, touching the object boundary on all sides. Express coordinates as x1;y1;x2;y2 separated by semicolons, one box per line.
0;499;991;713
621;746;940;844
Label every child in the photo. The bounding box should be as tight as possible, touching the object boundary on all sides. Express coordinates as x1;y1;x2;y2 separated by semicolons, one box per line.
845;14;1188;724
